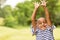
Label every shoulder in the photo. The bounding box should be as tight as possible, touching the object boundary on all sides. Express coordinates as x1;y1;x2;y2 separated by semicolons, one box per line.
46;25;56;30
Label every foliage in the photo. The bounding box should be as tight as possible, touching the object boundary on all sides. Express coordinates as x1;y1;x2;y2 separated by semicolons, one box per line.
0;0;60;27
15;1;34;25
2;5;18;27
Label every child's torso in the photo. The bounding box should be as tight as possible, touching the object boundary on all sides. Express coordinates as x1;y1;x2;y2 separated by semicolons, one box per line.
36;26;54;40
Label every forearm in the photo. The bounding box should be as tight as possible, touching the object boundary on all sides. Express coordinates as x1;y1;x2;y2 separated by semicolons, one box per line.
31;8;38;20
43;6;52;26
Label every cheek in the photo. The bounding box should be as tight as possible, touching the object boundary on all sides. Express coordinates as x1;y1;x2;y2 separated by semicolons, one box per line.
44;24;47;26
39;25;42;27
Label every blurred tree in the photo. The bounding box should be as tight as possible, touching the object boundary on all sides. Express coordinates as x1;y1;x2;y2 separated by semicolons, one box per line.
0;0;6;17
15;1;34;25
3;5;18;27
1;0;60;27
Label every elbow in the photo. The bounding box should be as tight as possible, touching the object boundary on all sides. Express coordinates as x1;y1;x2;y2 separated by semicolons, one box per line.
31;19;35;22
31;17;35;21
31;17;36;21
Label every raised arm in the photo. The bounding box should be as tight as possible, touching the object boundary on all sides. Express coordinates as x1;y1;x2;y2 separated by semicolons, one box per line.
31;2;40;32
41;0;52;26
44;7;52;26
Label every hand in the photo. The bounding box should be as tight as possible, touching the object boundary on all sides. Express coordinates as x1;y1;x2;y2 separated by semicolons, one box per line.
40;0;47;7
34;2;40;9
32;32;36;36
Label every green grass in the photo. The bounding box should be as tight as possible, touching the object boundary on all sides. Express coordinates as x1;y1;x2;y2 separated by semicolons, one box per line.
0;26;60;40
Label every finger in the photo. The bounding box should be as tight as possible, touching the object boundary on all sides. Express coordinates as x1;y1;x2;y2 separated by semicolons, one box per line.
39;3;41;5
34;1;36;3
40;0;43;2
42;0;46;4
42;0;46;3
33;1;36;5
40;0;42;4
36;2;38;4
40;0;42;2
39;2;40;5
46;1;48;3
43;0;46;1
32;2;34;4
32;1;36;4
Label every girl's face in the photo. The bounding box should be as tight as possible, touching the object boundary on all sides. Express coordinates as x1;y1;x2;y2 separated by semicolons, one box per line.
37;18;47;27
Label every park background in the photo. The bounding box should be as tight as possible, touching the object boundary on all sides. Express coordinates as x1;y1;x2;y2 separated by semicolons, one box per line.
0;0;60;40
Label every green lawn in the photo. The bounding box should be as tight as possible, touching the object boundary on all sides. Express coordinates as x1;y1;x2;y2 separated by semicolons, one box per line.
0;26;60;40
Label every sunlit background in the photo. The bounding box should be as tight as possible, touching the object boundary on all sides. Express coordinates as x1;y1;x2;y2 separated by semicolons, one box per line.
0;0;60;40
1;0;25;8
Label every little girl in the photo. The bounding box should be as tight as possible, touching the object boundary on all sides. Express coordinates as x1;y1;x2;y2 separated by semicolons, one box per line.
31;0;56;40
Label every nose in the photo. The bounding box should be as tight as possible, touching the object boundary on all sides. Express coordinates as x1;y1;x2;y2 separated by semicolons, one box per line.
42;23;44;25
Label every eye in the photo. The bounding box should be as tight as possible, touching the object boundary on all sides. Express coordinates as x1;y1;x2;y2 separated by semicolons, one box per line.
39;23;42;24
43;22;45;23
43;21;46;23
37;22;41;24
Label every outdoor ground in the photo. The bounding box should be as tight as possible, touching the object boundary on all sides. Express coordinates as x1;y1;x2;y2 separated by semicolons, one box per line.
0;26;60;40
